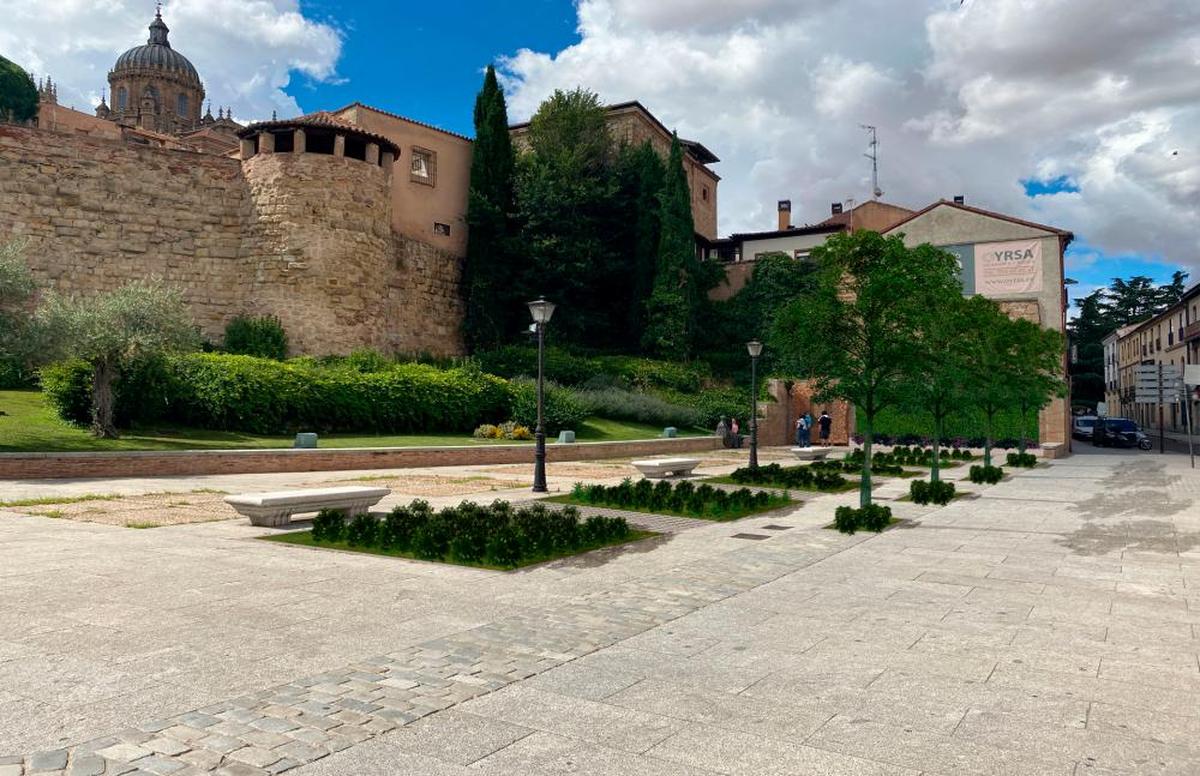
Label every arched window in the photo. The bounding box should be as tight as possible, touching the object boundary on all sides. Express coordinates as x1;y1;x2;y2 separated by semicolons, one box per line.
177;93;188;117
117;87;127;110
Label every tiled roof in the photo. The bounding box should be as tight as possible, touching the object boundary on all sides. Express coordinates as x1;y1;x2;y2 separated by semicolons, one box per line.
333;102;474;143
237;111;401;155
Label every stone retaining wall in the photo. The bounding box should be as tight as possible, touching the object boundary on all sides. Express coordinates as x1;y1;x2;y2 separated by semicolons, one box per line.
0;436;723;480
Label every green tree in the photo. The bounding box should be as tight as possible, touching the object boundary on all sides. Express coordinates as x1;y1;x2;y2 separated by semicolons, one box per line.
958;296;1023;467
462;65;518;350
1066;290;1109;405
618;141;666;341
0;239;37;388
903;294;971;483
514;88;622;346
0;55;37;124
37;280;200;438
1008;317;1067;454
771;231;961;507
643;134;701;356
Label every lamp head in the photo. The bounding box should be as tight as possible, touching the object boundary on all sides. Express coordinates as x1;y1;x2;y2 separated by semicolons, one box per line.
746;340;764;358
528;298;556;325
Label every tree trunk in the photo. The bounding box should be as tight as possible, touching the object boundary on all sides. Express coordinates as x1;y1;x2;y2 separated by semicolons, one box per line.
932;413;942;484
1019;403;1028;454
860;410;873;508
984;408;994;468
90;359;119;439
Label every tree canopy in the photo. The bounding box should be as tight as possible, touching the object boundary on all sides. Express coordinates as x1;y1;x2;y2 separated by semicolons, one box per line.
0;55;37;124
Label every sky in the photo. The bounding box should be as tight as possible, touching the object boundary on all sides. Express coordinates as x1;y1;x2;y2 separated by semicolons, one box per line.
3;0;1197;309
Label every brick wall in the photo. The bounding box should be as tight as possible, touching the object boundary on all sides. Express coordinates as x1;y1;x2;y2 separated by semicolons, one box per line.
0;436;723;480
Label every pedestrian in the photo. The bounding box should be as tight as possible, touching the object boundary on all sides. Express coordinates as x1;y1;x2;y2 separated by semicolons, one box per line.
731;418;741;448
794;415;804;446
818;411;832;444
715;416;730;448
801;412;812;446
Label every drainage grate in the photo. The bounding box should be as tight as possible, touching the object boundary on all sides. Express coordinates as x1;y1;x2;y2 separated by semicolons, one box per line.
731;533;770;540
761;524;792;531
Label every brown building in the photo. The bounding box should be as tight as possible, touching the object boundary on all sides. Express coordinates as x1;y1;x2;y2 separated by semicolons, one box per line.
509;100;721;241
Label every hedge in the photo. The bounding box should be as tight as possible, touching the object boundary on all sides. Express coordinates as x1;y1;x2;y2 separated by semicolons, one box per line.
42;354;514;435
857;406;1039;446
477;346;710;393
507;378;591;435
576;387;701;429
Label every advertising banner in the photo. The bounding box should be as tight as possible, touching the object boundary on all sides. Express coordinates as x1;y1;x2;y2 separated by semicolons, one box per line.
974;239;1043;295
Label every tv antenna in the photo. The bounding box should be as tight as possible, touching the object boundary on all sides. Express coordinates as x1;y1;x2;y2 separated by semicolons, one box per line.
861;124;882;199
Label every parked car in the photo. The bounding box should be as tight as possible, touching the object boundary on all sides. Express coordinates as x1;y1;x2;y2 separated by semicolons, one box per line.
1092;418;1153;450
1072;415;1100;441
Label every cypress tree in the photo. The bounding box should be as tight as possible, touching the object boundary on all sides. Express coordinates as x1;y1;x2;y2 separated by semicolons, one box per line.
462;65;516;351
626;142;666;342
642;134;696;356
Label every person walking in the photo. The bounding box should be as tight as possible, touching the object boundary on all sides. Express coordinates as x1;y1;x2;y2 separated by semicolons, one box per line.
794;415;804;446
716;416;730;448
818;411;832;444
731;418;741;448
796;413;811;447
802;412;813;446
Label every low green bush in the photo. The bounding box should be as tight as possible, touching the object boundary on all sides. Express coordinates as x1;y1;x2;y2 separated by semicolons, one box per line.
969;464;1005;484
568;478;788;520
576;387;702;429
223;314;288;360
477;346;710;393
306;499;632;569
839;451;905;476
656;386;751;429
728;462;848;492
910;479;957;505
0;356;35;390
1005;452;1038;468
311;508;345;542
833;504;893;534
857;406;1039;446
507;378;590;435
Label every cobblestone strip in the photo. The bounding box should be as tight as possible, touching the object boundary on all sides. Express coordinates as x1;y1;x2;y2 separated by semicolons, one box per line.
5;539;842;776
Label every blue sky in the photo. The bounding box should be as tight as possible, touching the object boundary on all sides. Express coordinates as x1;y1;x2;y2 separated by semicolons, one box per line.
291;0;579;137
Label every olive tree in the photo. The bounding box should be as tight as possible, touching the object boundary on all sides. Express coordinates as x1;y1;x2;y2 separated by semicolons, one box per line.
0;239;36;362
37;280;199;437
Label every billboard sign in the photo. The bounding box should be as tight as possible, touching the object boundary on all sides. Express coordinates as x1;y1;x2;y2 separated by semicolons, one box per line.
975;239;1043;294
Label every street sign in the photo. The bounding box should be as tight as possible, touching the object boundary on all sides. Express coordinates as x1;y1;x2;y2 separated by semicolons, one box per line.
1186;364;1200;386
1135;364;1184;404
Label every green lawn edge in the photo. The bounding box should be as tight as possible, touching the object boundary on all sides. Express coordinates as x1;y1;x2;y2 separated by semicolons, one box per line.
260;528;658;570
543;493;798;522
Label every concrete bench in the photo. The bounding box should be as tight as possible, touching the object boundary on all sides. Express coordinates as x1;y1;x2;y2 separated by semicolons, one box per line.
791;447;832;461
224;486;390;527
631;457;701;479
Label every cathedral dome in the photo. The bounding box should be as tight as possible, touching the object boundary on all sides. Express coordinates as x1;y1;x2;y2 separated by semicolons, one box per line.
110;9;201;88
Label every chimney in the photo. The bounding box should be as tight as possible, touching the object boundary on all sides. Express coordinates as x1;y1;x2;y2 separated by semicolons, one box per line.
831;202;843;215
953;195;965;205
777;200;791;231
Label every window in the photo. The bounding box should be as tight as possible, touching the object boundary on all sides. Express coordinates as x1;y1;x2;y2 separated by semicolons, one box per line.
176;93;188;117
433;222;451;236
411;147;436;185
117;87;127;110
701;186;709;202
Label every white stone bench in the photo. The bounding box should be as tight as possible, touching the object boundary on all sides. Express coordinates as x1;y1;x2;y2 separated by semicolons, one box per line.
224;486;390;527
631;457;702;479
791;447;832;461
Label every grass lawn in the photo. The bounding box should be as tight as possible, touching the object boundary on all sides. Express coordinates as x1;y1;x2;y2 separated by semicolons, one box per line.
544;493;798;522
0;390;703;453
260;528;657;570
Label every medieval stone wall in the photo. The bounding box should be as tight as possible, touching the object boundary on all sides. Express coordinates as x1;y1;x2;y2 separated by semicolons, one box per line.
0;125;467;357
0;124;247;338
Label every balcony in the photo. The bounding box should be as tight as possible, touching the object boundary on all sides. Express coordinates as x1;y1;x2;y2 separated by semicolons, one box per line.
1186;321;1200;342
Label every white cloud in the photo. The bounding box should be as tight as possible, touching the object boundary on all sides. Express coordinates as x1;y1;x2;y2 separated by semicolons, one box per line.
0;0;341;122
500;0;1200;275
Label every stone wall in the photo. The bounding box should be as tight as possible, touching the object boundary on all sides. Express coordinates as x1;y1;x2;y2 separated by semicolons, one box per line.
0;124;247;338
0;125;467;356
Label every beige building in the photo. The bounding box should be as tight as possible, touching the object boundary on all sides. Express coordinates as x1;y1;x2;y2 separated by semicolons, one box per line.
1111;285;1200;433
509;100;721;241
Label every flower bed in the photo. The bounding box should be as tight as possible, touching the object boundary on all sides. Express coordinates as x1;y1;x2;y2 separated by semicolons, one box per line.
263;500;647;569
556;478;793;521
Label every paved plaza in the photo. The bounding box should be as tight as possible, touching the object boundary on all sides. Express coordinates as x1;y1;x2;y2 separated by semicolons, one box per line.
1;447;1199;774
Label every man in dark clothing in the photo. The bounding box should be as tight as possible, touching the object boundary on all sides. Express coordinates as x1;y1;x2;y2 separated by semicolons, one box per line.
818;411;832;443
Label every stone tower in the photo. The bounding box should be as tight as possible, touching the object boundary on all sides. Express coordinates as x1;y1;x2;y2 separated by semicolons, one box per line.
106;8;205;134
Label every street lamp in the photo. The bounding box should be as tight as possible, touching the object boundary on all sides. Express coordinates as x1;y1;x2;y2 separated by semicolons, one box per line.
747;340;763;470
528;297;557;492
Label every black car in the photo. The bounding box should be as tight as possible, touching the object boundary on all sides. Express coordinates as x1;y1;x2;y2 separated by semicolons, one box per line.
1092;418;1152;450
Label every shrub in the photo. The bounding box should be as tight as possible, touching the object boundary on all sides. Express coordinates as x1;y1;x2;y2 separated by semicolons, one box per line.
473;421;533;440
656;386;751;429
508;378;590;435
223;315;288;360
969;464;1004;484
576;387;702;429
729;462;848;492
1006;452;1038;468
857;406;1039;445
477;346;710;393
0;355;34;390
311;508;345;542
305;499;632;569
840;450;905;476
568;477;787;520
833;504;893;534
910;479;957;505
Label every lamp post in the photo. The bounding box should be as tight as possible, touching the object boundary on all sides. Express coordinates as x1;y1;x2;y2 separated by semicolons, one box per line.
528;297;556;492
747;340;763;470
